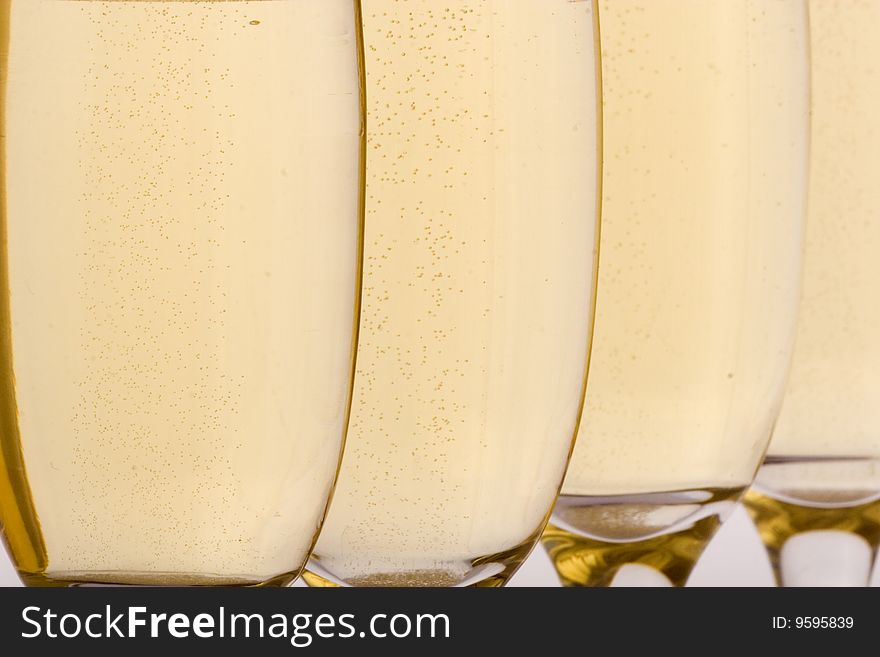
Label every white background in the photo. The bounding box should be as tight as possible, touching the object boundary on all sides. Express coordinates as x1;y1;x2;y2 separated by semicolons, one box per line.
2;504;877;586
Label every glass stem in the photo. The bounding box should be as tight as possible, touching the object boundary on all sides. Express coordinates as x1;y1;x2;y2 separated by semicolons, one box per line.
541;514;723;587
777;530;875;586
744;491;880;587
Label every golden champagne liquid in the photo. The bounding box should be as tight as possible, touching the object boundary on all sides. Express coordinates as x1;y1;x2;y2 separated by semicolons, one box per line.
542;0;808;586
0;0;363;585
562;0;808;500
747;0;880;586
306;0;599;587
763;0;880;476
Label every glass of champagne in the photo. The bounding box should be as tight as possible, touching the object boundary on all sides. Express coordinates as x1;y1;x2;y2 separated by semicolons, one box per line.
745;0;880;588
0;0;364;586
302;0;601;587
541;0;810;587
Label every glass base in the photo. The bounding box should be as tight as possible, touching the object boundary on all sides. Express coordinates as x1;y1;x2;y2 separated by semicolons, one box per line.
745;457;880;587
302;532;540;587
541;488;741;587
15;569;299;587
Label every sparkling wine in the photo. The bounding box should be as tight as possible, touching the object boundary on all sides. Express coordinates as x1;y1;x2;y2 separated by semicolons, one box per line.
544;0;809;586
306;0;600;587
0;0;363;586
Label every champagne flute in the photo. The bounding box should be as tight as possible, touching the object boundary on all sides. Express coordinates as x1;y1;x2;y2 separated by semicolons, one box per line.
541;0;809;587
745;0;880;587
0;0;364;586
303;0;601;587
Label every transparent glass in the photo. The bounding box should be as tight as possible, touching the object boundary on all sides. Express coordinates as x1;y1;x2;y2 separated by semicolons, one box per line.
542;0;809;587
0;0;364;587
745;0;880;587
303;0;601;588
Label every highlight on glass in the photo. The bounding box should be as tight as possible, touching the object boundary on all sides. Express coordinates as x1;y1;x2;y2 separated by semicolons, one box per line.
0;0;364;586
541;0;810;587
303;0;602;587
745;0;880;588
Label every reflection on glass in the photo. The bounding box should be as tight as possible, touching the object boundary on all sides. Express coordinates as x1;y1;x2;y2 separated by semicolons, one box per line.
745;0;880;587
303;0;601;588
0;0;363;586
542;0;809;587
